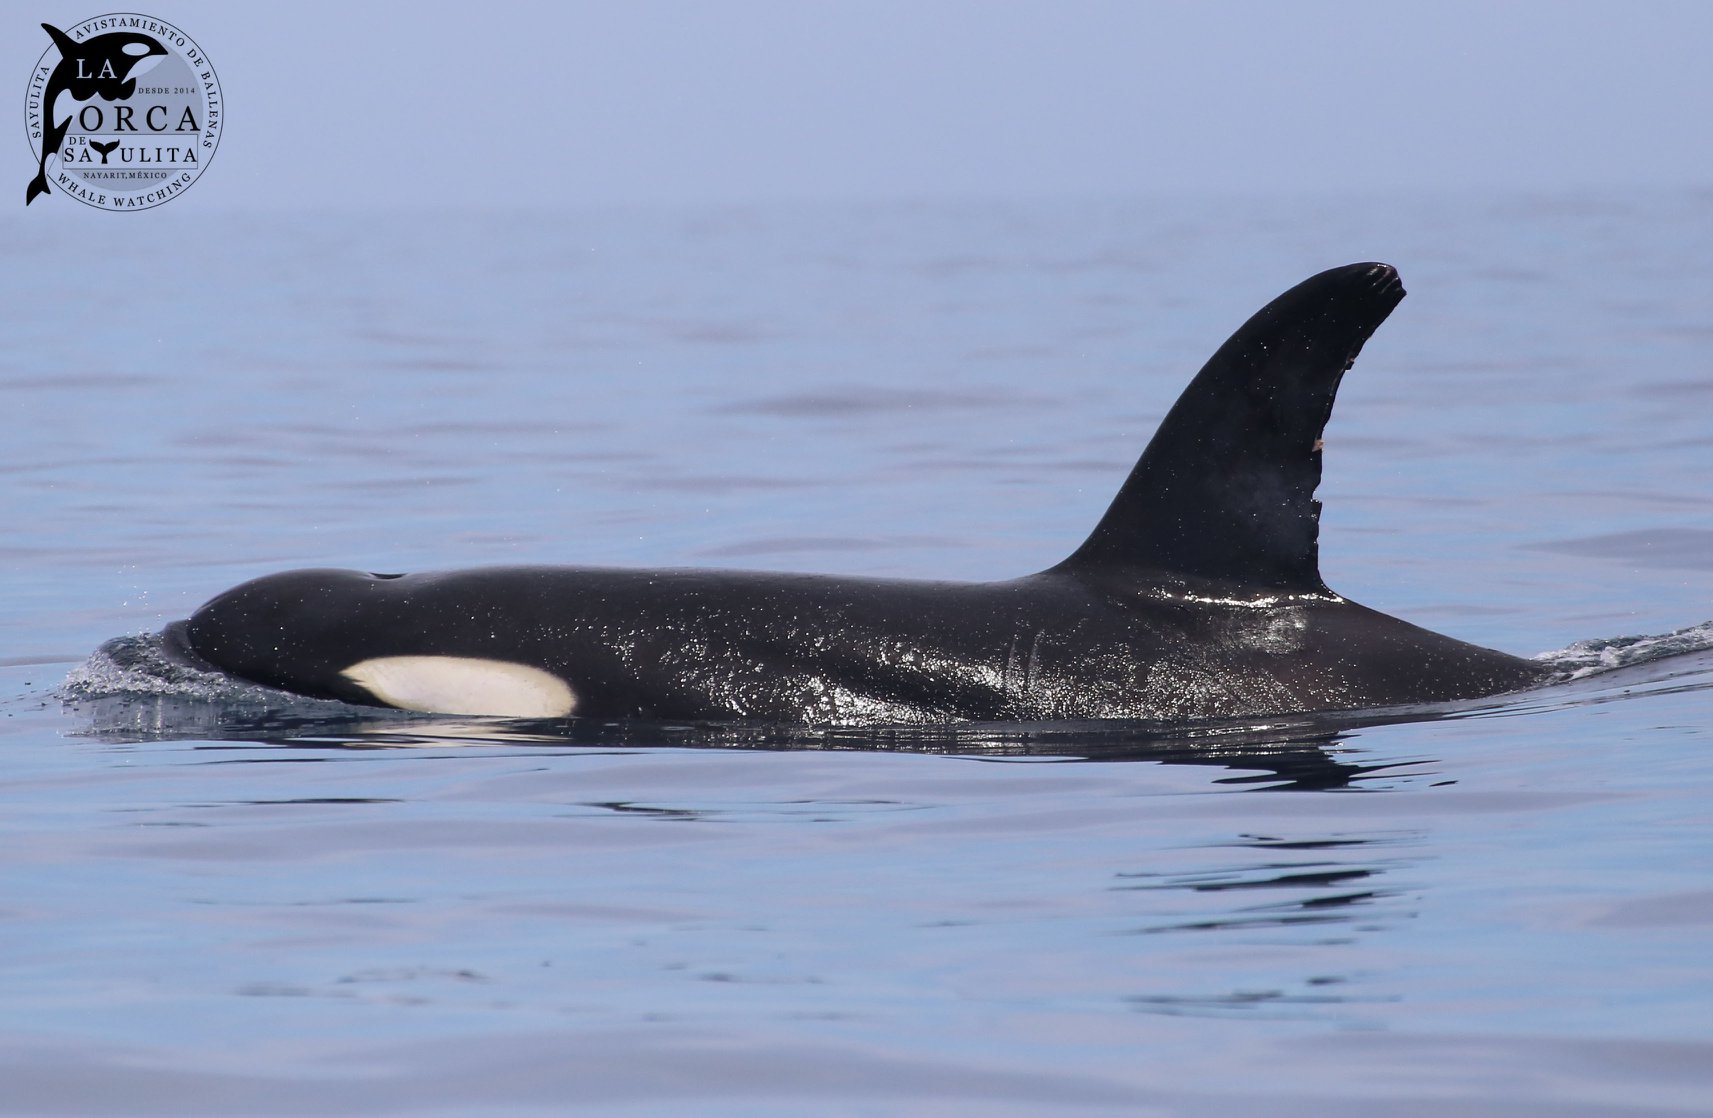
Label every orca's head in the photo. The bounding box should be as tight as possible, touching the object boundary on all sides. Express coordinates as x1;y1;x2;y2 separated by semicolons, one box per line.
175;568;577;717
177;568;400;704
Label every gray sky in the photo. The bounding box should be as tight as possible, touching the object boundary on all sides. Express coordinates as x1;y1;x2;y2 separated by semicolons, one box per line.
15;1;1713;209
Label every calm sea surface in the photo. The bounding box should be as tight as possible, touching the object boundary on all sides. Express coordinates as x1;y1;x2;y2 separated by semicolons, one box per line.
4;192;1713;1115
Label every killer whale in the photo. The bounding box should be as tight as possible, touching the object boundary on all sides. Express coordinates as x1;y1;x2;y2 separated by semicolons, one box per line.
26;23;168;205
163;263;1551;724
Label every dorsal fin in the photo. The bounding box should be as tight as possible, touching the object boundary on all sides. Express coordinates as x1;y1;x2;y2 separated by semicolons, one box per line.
41;24;78;59
1058;262;1405;592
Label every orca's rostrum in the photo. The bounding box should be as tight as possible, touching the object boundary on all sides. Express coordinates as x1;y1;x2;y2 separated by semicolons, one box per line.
165;264;1550;724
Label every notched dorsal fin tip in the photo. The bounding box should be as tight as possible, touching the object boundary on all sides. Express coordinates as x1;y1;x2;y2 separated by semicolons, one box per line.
1058;262;1405;592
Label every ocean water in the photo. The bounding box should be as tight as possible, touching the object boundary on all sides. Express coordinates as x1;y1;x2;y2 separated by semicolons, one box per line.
4;191;1713;1116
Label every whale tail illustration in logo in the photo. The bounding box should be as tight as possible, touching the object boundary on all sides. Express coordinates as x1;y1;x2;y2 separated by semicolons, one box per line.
89;139;119;164
26;23;168;205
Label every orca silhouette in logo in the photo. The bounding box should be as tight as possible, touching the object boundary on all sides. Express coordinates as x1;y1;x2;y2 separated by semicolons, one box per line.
26;23;167;205
163;263;1552;724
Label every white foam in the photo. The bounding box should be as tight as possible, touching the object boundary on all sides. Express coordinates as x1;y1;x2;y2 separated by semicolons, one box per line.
1534;619;1713;681
63;634;236;699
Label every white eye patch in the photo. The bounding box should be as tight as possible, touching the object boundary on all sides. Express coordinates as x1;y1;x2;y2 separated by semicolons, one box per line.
340;656;576;718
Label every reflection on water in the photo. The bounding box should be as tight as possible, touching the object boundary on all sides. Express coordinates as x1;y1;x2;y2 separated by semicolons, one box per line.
1119;853;1403;935
1113;828;1421;1021
62;632;1713;782
52;632;1710;1061
66;677;1419;789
